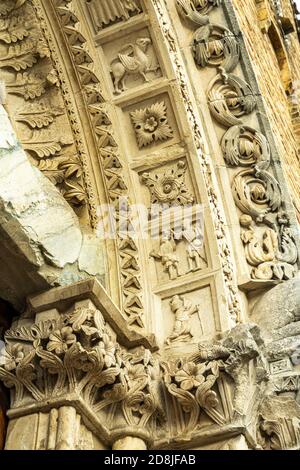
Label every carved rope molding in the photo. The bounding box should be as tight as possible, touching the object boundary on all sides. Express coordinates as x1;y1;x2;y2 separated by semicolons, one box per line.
176;0;299;285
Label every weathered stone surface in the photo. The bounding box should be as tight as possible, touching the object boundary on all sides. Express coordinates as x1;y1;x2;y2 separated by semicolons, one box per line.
0;106;105;309
251;275;300;357
0;0;299;451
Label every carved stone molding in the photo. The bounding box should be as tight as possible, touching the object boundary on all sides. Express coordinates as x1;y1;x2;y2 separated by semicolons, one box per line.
207;72;257;127
39;0;146;328
141;160;194;206
0;0;89;212
193;23;240;72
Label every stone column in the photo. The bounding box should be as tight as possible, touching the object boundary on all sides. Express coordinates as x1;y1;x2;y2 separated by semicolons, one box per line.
0;386;7;450
55;407;78;450
112;437;147;451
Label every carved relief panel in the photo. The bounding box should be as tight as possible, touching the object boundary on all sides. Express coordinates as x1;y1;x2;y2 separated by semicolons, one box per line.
150;220;208;284
85;0;143;33
121;92;180;155
100;26;162;95
160;284;218;351
0;0;90;221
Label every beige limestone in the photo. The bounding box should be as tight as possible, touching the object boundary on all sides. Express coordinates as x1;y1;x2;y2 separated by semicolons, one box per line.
0;0;299;451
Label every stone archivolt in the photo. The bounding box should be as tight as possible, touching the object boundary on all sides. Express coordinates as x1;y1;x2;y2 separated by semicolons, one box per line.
177;0;298;284
0;0;88;211
0;0;299;451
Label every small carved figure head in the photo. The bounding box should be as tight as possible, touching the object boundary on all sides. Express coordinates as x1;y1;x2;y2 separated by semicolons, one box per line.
136;37;151;52
239;214;253;228
161;230;172;241
170;295;184;312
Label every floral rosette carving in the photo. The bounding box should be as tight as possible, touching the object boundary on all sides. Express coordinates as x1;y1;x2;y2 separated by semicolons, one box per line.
130;101;173;148
0;307;162;438
141;160;194;206
162;359;225;433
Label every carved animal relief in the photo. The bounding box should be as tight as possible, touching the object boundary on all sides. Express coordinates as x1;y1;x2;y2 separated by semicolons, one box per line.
110;37;160;94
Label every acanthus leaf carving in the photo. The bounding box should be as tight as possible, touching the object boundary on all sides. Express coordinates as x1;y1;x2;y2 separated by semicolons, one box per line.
193;23;239;72
207;72;257;127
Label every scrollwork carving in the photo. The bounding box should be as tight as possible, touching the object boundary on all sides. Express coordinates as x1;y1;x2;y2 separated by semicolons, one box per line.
221;125;270;168
176;0;221;25
240;214;297;281
193;24;239;72
207;72;257;127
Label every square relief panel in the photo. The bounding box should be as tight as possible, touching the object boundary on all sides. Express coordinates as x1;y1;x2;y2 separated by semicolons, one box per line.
122;93;180;155
150;222;209;284
158;286;216;349
101;27;162;95
138;158;196;210
85;0;143;34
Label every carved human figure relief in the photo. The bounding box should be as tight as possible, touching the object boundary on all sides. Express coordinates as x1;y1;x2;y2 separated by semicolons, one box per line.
130;101;173;148
110;37;160;94
85;0;141;32
166;295;202;344
150;230;180;280
182;221;206;272
141;160;194;206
